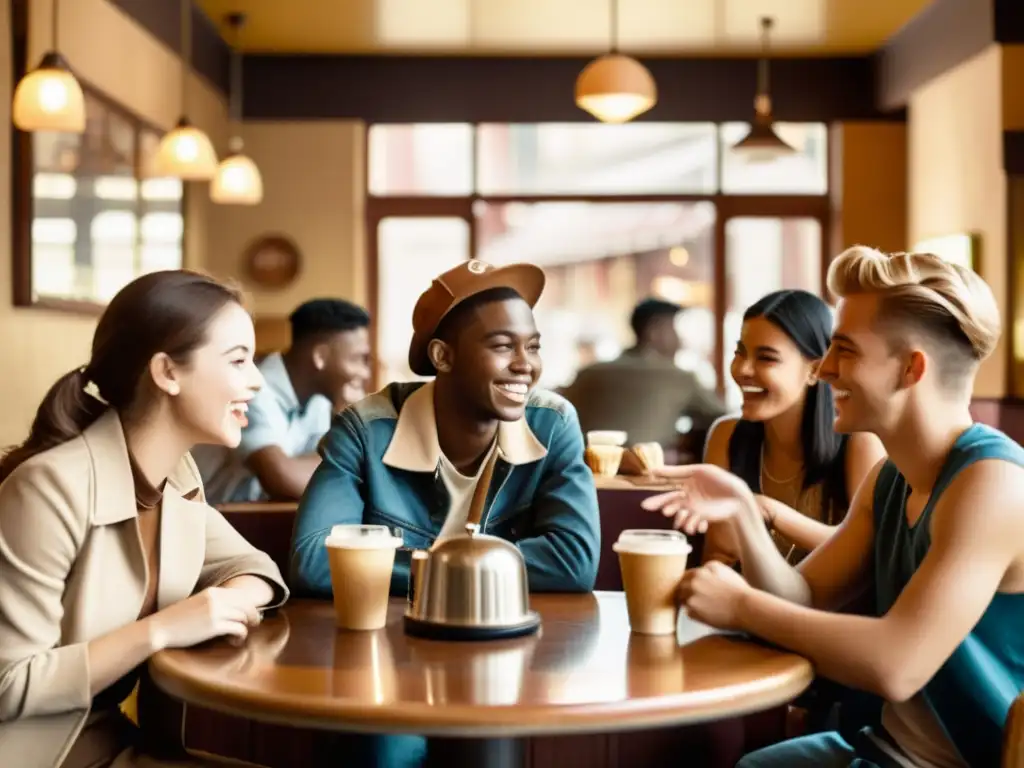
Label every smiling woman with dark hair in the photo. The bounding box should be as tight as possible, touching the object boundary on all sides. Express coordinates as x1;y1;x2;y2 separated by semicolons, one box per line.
647;289;885;566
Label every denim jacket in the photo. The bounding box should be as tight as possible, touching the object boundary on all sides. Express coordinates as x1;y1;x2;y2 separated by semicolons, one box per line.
289;381;601;597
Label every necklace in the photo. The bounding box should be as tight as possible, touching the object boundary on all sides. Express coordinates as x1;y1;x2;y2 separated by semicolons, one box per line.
759;443;803;485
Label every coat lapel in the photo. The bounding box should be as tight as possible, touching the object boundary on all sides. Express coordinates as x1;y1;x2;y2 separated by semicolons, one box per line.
156;489;206;609
81;411;210;614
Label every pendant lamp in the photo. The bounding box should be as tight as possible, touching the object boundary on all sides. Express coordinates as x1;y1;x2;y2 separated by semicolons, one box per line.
211;13;263;204
575;0;656;123
153;0;218;179
732;17;795;162
13;0;85;133
576;54;656;124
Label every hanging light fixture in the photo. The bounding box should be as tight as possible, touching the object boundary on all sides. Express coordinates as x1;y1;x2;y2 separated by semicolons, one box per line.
575;0;656;124
732;17;796;162
212;13;262;204
12;0;85;133
153;0;218;179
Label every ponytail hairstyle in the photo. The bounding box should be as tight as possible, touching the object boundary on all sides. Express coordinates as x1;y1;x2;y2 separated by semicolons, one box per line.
0;270;242;483
727;289;849;521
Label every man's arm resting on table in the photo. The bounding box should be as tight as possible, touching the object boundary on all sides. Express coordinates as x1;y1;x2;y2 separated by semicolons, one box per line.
734;459;1023;702
516;405;601;593
288;414;367;597
246;445;321;501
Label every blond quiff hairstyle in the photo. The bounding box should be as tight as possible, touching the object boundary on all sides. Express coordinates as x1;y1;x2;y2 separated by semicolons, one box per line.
826;246;1001;366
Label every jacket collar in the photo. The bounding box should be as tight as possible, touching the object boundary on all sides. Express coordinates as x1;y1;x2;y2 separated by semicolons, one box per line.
83;410;202;525
382;381;547;473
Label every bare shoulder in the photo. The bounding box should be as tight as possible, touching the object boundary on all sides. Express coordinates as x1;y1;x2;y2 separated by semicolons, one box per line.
703;415;739;465
932;459;1024;538
847;431;885;459
844;432;887;486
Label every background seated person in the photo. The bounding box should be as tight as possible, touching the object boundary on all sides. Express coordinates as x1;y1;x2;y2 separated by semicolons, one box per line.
290;259;601;598
561;298;726;452
194;298;371;503
699;289;884;567
0;271;287;768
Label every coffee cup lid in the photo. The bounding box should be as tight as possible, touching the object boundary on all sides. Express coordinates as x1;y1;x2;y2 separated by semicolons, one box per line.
612;528;691;556
325;524;403;549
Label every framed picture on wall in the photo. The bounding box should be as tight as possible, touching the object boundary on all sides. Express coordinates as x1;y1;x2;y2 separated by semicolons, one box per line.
912;232;981;273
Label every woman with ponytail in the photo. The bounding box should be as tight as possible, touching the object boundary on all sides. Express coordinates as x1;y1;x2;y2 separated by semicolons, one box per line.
646;289;885;565
0;270;289;768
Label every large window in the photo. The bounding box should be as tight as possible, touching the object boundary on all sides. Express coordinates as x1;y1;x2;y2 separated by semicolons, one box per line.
18;88;184;309
369;121;830;396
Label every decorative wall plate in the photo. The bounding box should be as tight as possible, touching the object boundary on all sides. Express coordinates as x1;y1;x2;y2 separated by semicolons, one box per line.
243;234;301;288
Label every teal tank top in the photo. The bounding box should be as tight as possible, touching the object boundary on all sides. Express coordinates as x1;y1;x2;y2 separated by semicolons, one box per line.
873;423;1024;767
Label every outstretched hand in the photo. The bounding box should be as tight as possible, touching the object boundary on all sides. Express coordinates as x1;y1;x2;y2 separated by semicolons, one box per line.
640;463;757;534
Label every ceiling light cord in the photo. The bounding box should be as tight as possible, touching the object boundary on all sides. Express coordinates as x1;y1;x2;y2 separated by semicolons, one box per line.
180;0;190;116
609;0;619;54
51;0;60;50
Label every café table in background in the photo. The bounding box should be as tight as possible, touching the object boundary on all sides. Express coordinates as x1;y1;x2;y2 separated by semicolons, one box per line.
149;593;812;768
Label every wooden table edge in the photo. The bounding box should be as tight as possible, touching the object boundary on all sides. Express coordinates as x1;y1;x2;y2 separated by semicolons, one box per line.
148;652;814;739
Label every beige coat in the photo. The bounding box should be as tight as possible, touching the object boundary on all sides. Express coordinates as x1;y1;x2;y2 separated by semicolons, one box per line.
0;411;289;768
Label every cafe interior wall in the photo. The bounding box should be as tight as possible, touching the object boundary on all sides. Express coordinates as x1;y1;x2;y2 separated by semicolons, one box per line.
0;0;229;446
201;120;369;331
908;43;1024;401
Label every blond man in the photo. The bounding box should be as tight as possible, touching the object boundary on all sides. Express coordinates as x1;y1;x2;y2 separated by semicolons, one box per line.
643;247;1024;767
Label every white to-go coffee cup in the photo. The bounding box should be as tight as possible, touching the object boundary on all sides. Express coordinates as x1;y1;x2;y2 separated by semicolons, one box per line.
325;525;403;630
613;529;692;635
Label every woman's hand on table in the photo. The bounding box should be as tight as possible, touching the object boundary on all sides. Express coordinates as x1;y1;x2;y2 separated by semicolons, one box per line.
677;561;752;631
641;463;757;535
146;587;264;651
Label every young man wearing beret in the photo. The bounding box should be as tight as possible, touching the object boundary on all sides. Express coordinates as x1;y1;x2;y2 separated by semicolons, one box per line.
290;259;601;598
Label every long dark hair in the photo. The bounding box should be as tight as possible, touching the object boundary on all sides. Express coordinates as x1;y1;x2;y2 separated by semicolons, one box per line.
727;289;849;521
0;270;242;483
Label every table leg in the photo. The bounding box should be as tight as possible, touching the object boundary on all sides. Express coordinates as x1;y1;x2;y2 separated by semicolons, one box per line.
426;736;526;768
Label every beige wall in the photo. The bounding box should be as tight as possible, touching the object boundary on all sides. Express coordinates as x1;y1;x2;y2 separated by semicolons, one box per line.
0;0;228;445
907;45;1006;397
831;121;908;256
203;121;368;317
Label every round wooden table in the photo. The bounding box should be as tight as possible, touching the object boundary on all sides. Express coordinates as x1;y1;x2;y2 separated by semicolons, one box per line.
150;592;812;767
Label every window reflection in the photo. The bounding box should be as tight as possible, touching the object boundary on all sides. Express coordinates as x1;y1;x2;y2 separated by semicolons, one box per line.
476;201;717;389
28;91;183;305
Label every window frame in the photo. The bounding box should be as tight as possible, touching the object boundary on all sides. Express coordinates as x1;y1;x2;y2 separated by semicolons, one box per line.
364;122;833;395
11;78;186;315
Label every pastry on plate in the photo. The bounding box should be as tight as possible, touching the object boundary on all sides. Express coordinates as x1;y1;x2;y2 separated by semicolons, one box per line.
619;442;665;475
584;445;624;477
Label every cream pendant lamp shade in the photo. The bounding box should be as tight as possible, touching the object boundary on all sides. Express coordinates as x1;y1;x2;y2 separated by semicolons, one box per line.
211;13;262;204
13;52;85;132
211;140;263;204
153;117;218;180
575;53;656;123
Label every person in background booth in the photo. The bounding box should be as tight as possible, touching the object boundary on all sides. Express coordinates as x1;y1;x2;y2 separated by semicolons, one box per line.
648;247;1024;768
561;297;726;451
0;271;288;768
194;297;371;504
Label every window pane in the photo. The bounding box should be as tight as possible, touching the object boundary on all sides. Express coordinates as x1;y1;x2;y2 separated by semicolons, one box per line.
28;97;184;306
476;201;717;392
368;124;473;195
723;217;823;410
477;123;718;195
720;123;828;194
376;217;470;382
